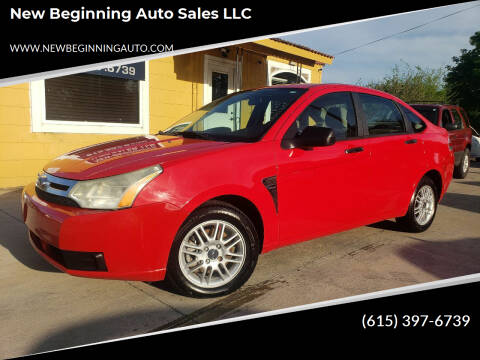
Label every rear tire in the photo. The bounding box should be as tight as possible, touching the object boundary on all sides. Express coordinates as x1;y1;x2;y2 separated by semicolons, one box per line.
454;148;470;179
396;176;438;233
166;201;259;298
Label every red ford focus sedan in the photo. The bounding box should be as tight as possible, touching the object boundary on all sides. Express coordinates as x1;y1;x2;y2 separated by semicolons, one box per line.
22;84;454;297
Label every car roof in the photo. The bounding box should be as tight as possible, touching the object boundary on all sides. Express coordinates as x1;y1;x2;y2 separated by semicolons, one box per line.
265;83;399;98
266;83;381;90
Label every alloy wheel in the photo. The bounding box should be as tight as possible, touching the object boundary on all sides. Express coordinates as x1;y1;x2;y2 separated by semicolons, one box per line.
463;153;469;174
178;220;246;288
414;185;435;226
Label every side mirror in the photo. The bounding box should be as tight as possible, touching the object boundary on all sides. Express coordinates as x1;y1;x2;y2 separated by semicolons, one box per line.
282;126;336;149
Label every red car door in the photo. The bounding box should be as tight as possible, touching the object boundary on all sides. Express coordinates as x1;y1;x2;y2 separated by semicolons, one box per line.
450;108;471;154
354;92;416;218
397;103;430;199
276;91;376;246
449;108;462;155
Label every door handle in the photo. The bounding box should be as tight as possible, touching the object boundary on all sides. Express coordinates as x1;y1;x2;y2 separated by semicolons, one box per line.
405;139;417;144
345;147;364;154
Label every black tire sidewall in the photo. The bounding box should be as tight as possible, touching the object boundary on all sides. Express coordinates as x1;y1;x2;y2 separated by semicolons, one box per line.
166;204;259;298
454;149;470;179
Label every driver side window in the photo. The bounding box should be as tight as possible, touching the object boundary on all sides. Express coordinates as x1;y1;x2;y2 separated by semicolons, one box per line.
287;91;358;141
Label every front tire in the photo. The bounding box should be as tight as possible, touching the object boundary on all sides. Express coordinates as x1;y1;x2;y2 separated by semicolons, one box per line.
454;148;470;179
166;201;259;298
396;176;438;233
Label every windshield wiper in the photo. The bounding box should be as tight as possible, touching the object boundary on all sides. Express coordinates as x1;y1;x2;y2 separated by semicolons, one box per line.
156;130;170;135
173;131;214;140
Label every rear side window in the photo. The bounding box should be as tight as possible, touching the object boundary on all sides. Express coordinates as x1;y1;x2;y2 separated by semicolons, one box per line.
441;109;453;129
358;93;405;135
401;106;427;133
452;109;465;129
289;91;357;140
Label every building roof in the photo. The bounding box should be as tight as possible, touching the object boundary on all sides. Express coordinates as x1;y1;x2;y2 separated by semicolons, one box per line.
271;38;334;60
248;39;334;67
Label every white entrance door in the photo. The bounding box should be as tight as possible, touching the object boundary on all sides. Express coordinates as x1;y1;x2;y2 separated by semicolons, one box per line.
203;55;236;105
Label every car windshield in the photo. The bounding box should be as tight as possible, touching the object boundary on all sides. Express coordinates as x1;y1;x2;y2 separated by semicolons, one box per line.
160;88;307;142
411;106;438;124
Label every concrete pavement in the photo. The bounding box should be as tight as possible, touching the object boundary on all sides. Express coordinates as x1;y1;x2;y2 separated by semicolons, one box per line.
1;163;479;358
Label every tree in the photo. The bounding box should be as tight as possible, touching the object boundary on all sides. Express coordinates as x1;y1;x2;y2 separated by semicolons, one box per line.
358;61;447;104
445;31;480;129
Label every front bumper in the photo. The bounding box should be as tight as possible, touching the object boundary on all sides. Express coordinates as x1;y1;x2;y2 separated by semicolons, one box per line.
22;182;182;281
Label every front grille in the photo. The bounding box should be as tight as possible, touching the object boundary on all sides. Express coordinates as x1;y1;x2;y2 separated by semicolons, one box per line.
30;232;108;272
49;182;70;191
35;186;80;207
35;172;80;208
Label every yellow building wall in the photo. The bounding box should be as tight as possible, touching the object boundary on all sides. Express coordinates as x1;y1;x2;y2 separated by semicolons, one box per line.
149;53;204;132
242;51;268;89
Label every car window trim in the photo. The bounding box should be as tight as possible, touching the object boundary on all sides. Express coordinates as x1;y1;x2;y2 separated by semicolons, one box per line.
397;102;414;134
396;104;413;134
350;92;367;137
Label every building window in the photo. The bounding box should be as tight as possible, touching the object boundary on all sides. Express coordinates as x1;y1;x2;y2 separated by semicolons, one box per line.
267;59;311;86
211;72;229;101
31;62;149;134
271;72;306;85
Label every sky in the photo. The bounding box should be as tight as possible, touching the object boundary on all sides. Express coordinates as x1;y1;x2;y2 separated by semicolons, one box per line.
280;1;480;84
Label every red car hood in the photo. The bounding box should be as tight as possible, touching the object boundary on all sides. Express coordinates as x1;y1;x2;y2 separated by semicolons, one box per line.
43;135;232;180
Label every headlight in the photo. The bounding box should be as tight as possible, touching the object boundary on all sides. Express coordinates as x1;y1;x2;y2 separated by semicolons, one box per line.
68;165;163;210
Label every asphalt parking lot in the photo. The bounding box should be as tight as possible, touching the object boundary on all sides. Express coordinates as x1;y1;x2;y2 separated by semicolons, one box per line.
1;163;479;358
